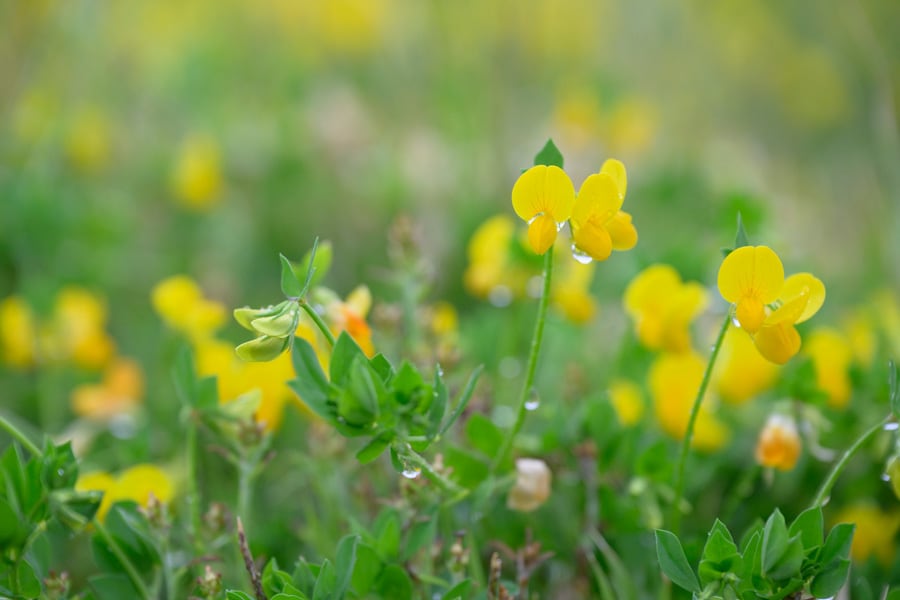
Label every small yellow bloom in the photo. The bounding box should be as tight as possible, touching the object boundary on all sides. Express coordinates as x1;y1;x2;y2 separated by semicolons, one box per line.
649;352;728;452
623;264;706;353
832;504;900;566
804;327;852;409
71;357;145;421
48;287;116;369
152;275;226;341
511;165;575;255
752;273;825;364
551;258;598;323
507;458;551;512
717;246;784;334
172;136;223;211
76;464;174;522
608;379;644;426
755;414;801;471
463;215;528;301
0;296;37;369
571;160;637;262
65;108;112;173
713;327;779;405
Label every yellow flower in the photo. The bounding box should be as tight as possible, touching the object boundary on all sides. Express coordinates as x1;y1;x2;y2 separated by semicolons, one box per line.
717;246;785;334
71;357;145;421
0;296;37;369
65;108;112;173
46;287;116;369
832;504;900;566
570;160;637;262
76;464;174;522
551;258;598;323
463;214;531;302
804;327;852;409
608;379;644;426
172;135;223;211
511;165;575;255
755;414;801;471
152;275;226;341
718;246;825;364
713;327;779;405
649;352;728;452
507;458;551;512
623;264;706;353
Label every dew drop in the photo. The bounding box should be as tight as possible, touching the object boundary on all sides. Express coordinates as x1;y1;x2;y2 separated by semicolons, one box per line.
401;467;421;479
882;473;892;482
488;286;513;307
731;316;742;328
571;245;593;264
884;422;899;431
57;468;65;477
525;389;540;411
436;365;444;378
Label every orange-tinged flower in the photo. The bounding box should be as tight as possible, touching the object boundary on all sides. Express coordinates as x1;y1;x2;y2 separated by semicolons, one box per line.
803;327;852;409
717;246;784;334
649;352;728;452
832;504;900;566
71;357;145;421
571;160;637;262
46;287;116;369
623;264;706;353
511;165;575;254
713;327;779;405
755;414;801;471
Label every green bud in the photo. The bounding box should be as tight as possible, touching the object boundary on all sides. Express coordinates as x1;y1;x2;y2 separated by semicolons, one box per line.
235;335;289;362
234;302;286;331
251;304;299;337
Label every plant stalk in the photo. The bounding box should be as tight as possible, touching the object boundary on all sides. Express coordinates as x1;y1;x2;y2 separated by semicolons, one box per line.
299;300;336;347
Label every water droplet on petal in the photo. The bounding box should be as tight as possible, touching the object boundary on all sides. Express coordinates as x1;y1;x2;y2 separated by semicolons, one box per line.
401;467;421;479
731;316;742;328
571;245;593;264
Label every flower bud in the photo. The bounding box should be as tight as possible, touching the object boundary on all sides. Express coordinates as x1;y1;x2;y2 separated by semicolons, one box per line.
755;414;801;471
507;458;551;512
235;335;289;362
250;304;299;338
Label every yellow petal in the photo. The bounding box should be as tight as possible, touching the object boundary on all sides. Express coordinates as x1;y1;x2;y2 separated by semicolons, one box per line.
736;297;766;334
527;214;558;255
113;464;175;506
511;165;575;223
572;220;612;261
782;273;825;324
623;265;681;316
717;246;785;304
754;322;801;364
764;292;809;326
607;211;637;250
600;158;627;197
572;173;622;227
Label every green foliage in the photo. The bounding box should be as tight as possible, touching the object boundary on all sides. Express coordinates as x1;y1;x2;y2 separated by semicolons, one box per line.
533;138;564;169
656;506;854;599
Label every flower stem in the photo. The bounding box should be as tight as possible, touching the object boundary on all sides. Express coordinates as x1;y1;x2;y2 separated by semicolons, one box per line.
299;300;336;347
402;447;467;500
0;410;41;456
492;247;555;472
669;312;731;532
810;414;891;508
185;412;203;552
95;520;152;600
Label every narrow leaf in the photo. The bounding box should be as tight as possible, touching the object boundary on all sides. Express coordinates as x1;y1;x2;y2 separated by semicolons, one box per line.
655;529;701;592
280;254;304;298
440;365;484;436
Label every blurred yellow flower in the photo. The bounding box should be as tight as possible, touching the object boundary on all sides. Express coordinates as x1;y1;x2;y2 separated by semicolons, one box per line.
608;379;644;426
755;414;801;471
511;165;576;255
507;458;552;512
429;301;459;337
172;136;223;211
0;296;37;369
604;97;657;156
649;352;728;452
464;215;530;302
804;327;852;409
571;160;637;262
841;309;876;369
552;259;598;323
152;275;226;341
65;108;112;173
832;504;900;566
713;326;779;405
45;287;116;370
71;357;145;421
623;264;706;353
76;464;174;522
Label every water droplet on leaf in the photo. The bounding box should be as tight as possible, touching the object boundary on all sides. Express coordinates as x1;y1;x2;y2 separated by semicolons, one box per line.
401;467;421;479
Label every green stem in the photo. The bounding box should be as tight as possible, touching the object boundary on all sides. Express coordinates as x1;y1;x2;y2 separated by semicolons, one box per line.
401;447;466;499
492;247;554;471
95;520;152;600
669;313;731;532
810;414;891;508
237;461;255;520
0;411;41;456
299;300;336;347
186;412;203;552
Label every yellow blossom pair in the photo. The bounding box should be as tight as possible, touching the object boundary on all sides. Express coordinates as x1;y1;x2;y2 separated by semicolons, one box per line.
717;245;825;364
511;160;637;260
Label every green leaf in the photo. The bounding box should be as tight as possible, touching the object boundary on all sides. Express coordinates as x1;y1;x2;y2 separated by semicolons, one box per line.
40;440;78;491
375;564;412;600
263;558;294;596
443;446;489;489
298;238;322;298
355;434;392;464
402;514;436;561
374;510;400;561
699;523;740;584
788;506;823;552
465;413;503;459
734;212;750;249
442;580;472;600
350;543;382;595
297;239;332;291
810;559;850;598
93;502;160;575
225;591;255;600
533;139;564;169
439;365;484;437
90;574;139;599
15;559;41;598
739;531;761;580
767;536;803;580
889;360;899;420
655;529;700;592
885;588;900;600
291;558;317;595
280;253;304;298
369;353;394;382
761;509;788;576
330;332;366;386
819;523;854;565
289;337;333;420
334;534;359;599
426;367;448;439
336;358;380;426
312;559;336;600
